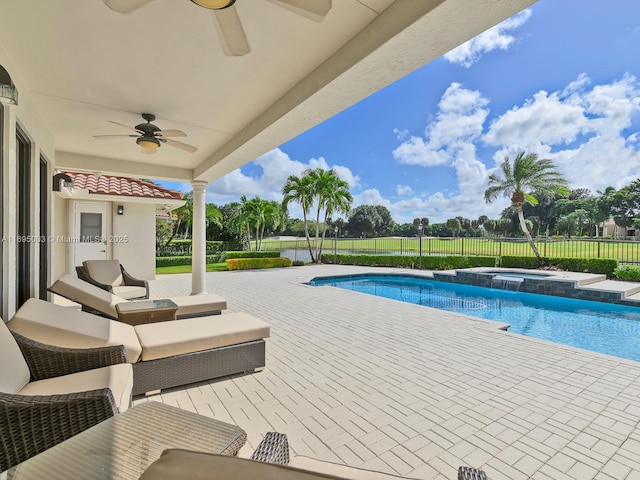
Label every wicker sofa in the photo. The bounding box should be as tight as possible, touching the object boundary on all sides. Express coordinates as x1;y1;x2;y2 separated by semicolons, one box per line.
76;259;149;300
50;274;227;319
140;433;487;479
0;316;133;471
8;299;270;396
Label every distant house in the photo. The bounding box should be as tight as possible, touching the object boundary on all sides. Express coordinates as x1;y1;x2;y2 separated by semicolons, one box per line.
53;172;185;281
602;218;637;238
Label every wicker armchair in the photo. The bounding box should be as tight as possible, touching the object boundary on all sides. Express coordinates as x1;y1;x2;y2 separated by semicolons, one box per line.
0;327;131;471
251;432;487;479
76;260;149;300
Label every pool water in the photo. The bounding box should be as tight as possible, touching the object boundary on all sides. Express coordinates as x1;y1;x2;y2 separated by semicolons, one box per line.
309;274;640;362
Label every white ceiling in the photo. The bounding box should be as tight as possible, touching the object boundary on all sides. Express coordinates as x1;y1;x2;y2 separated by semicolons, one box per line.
0;0;536;183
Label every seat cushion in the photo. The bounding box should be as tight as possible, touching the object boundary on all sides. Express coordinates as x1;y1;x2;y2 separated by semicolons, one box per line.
8;298;142;362
113;285;147;300
49;274;125;319
134;313;270;361
290;456;410;479
170;293;227;317
140;450;355;480
83;260;124;287
0;320;30;394
19;363;133;412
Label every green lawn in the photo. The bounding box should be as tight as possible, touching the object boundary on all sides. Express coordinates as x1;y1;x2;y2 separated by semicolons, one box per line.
257;237;640;263
156;263;227;275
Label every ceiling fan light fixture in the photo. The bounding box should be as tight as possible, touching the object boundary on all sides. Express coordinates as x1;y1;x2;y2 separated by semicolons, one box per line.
190;0;235;10
137;137;160;154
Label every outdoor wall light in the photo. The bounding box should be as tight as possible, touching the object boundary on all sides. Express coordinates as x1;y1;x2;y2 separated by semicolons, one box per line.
136;137;160;154
117;205;124;215
52;173;73;192
0;65;18;105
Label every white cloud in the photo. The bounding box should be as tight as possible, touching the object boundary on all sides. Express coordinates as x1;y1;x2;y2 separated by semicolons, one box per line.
393;83;489;167
396;184;414;196
444;8;532;68
205;147;361;212
485;74;640;193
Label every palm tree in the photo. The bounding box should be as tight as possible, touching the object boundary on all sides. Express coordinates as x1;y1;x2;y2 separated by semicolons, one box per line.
282;172;315;261
282;168;353;263
310;168;352;260
484;151;570;263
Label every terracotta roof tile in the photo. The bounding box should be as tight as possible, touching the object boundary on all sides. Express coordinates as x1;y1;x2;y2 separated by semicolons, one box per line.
63;172;184;200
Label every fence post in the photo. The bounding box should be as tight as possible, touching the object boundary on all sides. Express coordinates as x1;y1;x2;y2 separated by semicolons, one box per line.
374;238;377;255
428;237;431;255
543;238;547;258
597;239;601;258
461;237;465;256
499;239;502;258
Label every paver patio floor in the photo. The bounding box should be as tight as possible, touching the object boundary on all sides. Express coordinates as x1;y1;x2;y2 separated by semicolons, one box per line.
134;265;640;480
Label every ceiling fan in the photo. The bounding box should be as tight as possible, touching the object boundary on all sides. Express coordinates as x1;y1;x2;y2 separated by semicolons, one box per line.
93;113;198;154
103;0;332;56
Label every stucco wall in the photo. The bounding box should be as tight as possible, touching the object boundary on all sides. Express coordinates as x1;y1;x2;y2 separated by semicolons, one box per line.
111;202;156;280
1;43;56;319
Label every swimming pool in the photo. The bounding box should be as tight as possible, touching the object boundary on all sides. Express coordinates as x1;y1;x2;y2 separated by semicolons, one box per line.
309;274;640;362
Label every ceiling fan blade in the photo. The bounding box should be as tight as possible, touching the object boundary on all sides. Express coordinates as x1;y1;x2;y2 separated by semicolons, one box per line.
108;121;142;133
103;0;155;14
158;129;187;138
212;7;250;56
270;0;331;22
93;134;139;138
164;138;198;153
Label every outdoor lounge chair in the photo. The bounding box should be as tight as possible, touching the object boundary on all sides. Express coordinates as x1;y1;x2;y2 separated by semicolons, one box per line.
76;259;149;300
139;433;488;479
49;274;227;320
0;316;133;471
8;298;270;396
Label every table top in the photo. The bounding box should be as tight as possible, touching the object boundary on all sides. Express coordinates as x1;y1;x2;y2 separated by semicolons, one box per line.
9;402;247;479
116;298;178;314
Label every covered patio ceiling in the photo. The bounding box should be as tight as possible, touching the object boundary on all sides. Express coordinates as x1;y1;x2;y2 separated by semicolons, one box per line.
0;0;536;183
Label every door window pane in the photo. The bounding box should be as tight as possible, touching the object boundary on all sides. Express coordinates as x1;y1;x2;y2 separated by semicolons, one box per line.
80;213;102;242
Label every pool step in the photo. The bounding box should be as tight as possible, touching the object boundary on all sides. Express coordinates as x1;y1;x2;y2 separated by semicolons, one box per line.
576;280;640;299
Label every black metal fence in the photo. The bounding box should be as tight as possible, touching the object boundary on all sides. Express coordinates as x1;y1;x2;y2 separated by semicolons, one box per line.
259;237;640;265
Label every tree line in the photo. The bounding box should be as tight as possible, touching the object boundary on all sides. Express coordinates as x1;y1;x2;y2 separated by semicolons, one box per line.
157;152;640;264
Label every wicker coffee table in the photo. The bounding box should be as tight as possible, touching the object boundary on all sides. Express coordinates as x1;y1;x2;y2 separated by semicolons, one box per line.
8;402;247;479
116;299;178;325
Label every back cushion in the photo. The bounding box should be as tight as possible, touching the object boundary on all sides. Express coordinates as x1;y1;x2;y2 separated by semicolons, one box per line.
84;260;123;287
0;320;31;394
49;274;123;319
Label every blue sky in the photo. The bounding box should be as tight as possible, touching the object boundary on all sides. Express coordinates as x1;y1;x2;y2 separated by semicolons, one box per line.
171;0;640;224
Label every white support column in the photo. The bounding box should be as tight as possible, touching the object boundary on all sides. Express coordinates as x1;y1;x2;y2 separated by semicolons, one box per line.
191;180;208;295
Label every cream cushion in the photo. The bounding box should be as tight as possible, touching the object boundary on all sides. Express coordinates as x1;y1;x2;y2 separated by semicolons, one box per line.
140;450;353;480
172;294;227;317
49;274;123;318
0;320;31;394
290;457;410;479
134;313;271;361
8;298;142;362
113;285;147;300
83;259;123;287
19;363;133;412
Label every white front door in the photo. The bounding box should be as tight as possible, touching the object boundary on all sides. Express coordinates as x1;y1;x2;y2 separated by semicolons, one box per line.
74;202;108;266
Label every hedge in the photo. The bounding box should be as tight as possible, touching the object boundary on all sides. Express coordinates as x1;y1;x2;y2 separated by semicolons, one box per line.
320;254;497;270
226;257;292;270
500;256;618;276
225;251;280;259
157;240;235;257
156;253;225;267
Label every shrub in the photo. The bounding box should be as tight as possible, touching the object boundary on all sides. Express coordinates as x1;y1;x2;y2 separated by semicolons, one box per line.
614;265;640;282
225;251;280;259
156;253;225;267
292;260;305;266
226;257;292;270
320;254;496;270
500;256;618;277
